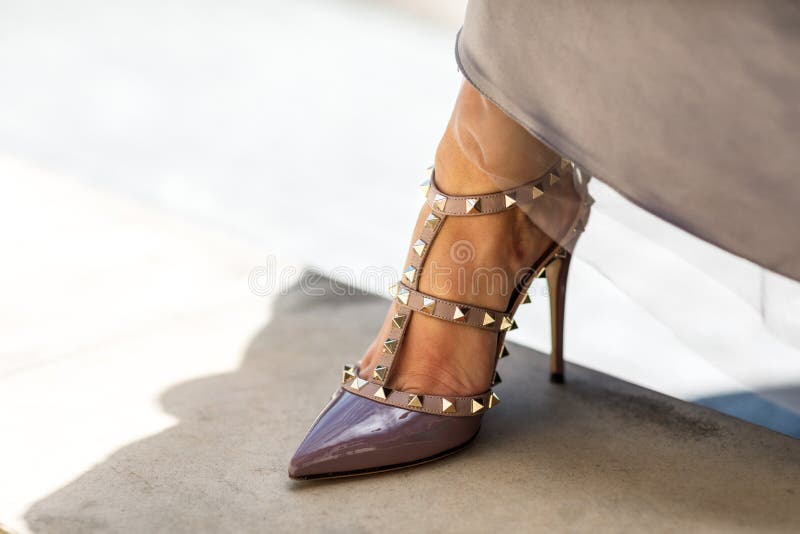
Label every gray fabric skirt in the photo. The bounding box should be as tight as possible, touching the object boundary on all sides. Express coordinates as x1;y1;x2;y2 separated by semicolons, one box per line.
456;0;800;281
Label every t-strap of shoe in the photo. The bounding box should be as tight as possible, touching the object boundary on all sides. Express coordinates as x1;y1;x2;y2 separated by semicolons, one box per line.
340;160;588;416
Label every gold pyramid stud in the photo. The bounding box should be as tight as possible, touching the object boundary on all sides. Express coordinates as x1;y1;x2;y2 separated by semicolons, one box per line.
549;173;560;186
442;398;456;414
482;311;495;327
391;313;407;329
420;179;431;197
408;394;423;408
488;391;501;409
471;398;485;414
425;165;434;179
433;194;447;211
498;344;510;359
453;305;469;322
374;386;391;400
351;377;368;390
412;239;426;256
492;372;502;385
536;267;547;278
382;338;398;354
424;213;441;230
342;365;356;383
388;283;399;297
522;293;532;304
531;185;544;200
396;288;409;305
373;365;388;381
465;198;481;214
421;296;436;314
500;315;515;331
504;193;517;208
555;247;568;259
403;265;417;283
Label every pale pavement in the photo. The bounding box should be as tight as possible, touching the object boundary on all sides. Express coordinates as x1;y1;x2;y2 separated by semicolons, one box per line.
2;154;799;534
4;167;798;531
0;157;293;532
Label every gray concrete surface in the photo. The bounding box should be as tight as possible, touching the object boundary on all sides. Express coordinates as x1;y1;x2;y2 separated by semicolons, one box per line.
24;276;800;533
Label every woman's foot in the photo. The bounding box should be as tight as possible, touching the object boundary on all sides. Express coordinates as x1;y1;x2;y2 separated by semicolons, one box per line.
356;82;582;397
288;81;590;480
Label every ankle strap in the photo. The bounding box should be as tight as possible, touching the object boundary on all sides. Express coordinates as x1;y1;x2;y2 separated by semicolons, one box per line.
421;161;562;216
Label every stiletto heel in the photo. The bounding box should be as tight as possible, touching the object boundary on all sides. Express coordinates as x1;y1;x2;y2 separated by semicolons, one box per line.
545;249;571;383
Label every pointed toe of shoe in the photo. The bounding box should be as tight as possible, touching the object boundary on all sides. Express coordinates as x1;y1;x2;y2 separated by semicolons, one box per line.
287;447;318;480
288;389;481;479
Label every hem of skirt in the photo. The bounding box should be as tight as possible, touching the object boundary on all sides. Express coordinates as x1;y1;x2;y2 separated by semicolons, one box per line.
454;29;595;178
454;29;795;280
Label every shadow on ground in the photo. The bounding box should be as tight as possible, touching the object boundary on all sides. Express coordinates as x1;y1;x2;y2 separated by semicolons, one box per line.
25;275;800;533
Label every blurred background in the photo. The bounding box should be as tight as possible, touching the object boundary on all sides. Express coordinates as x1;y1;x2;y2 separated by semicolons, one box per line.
1;1;799;530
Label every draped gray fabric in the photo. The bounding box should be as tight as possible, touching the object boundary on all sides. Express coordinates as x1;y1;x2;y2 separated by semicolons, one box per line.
456;0;800;281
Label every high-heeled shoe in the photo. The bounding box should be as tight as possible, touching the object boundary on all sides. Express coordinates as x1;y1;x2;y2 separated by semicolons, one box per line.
288;160;591;479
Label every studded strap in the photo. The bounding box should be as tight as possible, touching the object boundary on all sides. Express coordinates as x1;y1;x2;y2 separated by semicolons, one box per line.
340;160;592;417
422;162;562;217
389;283;516;333
341;370;501;416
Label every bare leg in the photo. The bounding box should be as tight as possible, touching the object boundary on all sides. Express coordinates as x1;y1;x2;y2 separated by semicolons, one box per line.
358;81;580;396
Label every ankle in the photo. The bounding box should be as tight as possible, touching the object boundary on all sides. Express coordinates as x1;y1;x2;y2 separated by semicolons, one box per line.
433;82;560;195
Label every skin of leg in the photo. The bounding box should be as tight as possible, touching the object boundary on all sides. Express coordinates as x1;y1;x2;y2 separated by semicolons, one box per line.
358;81;580;396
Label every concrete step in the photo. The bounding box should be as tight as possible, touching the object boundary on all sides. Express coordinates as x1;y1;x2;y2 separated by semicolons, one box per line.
23;276;800;533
